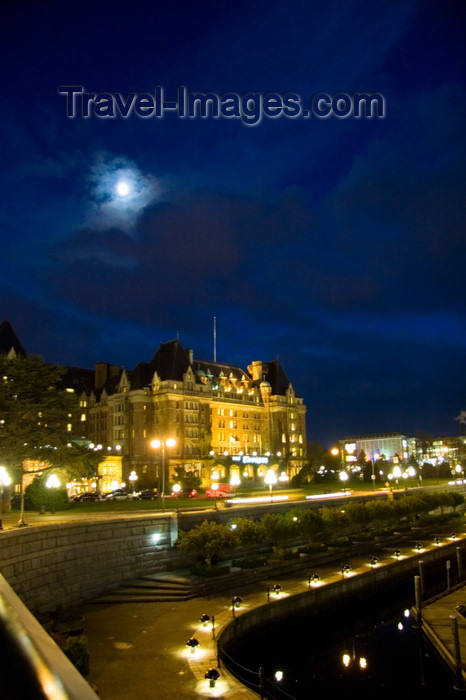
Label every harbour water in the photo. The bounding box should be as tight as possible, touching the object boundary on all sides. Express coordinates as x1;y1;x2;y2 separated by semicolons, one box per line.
229;583;460;699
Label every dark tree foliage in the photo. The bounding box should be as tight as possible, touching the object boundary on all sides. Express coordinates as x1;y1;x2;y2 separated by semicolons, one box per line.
0;355;99;481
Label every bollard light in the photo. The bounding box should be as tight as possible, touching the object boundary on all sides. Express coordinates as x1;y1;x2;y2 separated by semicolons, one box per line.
342;562;351;577
186;637;199;653
273;584;282;595
200;613;211;626
205;668;220;687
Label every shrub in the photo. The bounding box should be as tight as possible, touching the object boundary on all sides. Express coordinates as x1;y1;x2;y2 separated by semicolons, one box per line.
63;634;90;678
352;532;375;542
190;563;230;577
298;543;328;554
231;556;268;569
326;536;352;548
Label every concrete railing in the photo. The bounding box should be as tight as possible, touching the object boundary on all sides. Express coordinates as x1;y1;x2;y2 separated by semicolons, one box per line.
0;573;98;699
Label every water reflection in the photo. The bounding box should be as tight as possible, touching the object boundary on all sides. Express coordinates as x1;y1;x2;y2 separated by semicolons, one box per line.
230;590;458;700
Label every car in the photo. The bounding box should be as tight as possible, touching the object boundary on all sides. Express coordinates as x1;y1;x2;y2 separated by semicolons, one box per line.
137;490;159;500
72;492;101;502
105;489;129;501
205;483;236;498
171;488;198;498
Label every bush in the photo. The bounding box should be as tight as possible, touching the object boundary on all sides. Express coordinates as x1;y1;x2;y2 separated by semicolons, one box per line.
231;556;268;569
326;537;352;548
351;532;375;542
298;543;328;554
25;475;69;511
63;634;90;677
190;563;230;577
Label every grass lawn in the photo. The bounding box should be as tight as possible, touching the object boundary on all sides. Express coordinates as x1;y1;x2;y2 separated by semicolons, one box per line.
12;478;455;514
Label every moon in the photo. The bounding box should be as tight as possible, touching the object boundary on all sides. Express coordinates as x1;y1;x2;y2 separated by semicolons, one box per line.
116;180;130;197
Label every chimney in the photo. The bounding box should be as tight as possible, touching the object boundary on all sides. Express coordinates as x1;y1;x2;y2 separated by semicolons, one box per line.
248;360;262;381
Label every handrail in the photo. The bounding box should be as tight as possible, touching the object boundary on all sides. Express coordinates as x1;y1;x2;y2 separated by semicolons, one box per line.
0;574;98;700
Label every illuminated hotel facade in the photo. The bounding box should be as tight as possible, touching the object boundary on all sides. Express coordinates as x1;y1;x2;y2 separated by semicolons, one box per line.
72;339;307;489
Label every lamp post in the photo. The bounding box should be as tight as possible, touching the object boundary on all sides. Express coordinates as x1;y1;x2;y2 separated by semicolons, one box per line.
264;469;277;502
150;438;176;509
0;466;11;517
128;470;138;497
45;473;60;514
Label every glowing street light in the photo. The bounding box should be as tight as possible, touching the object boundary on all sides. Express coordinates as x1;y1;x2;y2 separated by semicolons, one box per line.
339;471;349;485
264;469;277;502
128;470;138;496
45;474;60;489
150;438;176;508
0;466;11;516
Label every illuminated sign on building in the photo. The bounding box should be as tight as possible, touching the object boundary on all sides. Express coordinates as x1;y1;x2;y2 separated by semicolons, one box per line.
232;455;269;465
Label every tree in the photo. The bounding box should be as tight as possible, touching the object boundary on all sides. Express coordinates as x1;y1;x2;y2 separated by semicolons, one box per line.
259;512;297;554
294;508;324;543
231;517;264;556
176;520;238;568
24;474;69;511
172;465;202;492
0;355;99;485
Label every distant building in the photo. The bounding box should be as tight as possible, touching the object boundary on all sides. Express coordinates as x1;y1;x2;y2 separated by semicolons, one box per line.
338;432;417;463
338;432;466;472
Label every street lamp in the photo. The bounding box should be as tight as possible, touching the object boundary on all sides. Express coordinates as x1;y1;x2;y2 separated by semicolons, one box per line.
0;466;11;516
45;473;60;515
391;465;402;488
264;469;277;502
150;438;176;508
128;470;138;496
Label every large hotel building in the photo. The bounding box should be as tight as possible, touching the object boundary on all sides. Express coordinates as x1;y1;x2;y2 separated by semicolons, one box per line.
64;338;308;490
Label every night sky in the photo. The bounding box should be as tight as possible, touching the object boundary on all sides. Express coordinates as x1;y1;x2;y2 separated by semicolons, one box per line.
1;1;465;446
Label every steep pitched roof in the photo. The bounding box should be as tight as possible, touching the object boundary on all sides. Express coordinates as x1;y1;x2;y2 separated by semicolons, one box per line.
0;320;27;357
262;359;292;395
60;366;96;393
194;359;247;383
150;339;191;380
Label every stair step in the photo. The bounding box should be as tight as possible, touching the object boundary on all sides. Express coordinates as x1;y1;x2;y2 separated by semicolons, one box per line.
91;593;197;603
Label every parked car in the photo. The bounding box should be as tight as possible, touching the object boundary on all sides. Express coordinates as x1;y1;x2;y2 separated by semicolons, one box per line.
136;490;159;500
171;488;197;498
205;483;236;498
105;489;129;501
73;492;101;502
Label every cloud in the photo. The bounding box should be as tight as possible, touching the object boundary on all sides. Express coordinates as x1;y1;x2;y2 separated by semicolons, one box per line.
84;154;161;235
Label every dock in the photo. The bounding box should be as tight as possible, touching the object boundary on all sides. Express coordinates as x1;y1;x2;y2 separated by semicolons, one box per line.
413;582;466;691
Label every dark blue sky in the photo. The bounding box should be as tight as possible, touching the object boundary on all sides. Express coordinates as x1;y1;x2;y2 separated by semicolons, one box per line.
1;0;465;446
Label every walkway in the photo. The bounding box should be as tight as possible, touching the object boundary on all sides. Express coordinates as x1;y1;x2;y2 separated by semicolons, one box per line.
82;530;465;699
415;584;466;690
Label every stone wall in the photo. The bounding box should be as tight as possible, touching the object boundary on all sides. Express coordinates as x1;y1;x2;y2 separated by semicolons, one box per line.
0;514;185;612
218;540;464;650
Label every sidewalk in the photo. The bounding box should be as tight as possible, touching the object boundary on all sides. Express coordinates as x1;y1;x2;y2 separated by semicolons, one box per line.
82;539;451;699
